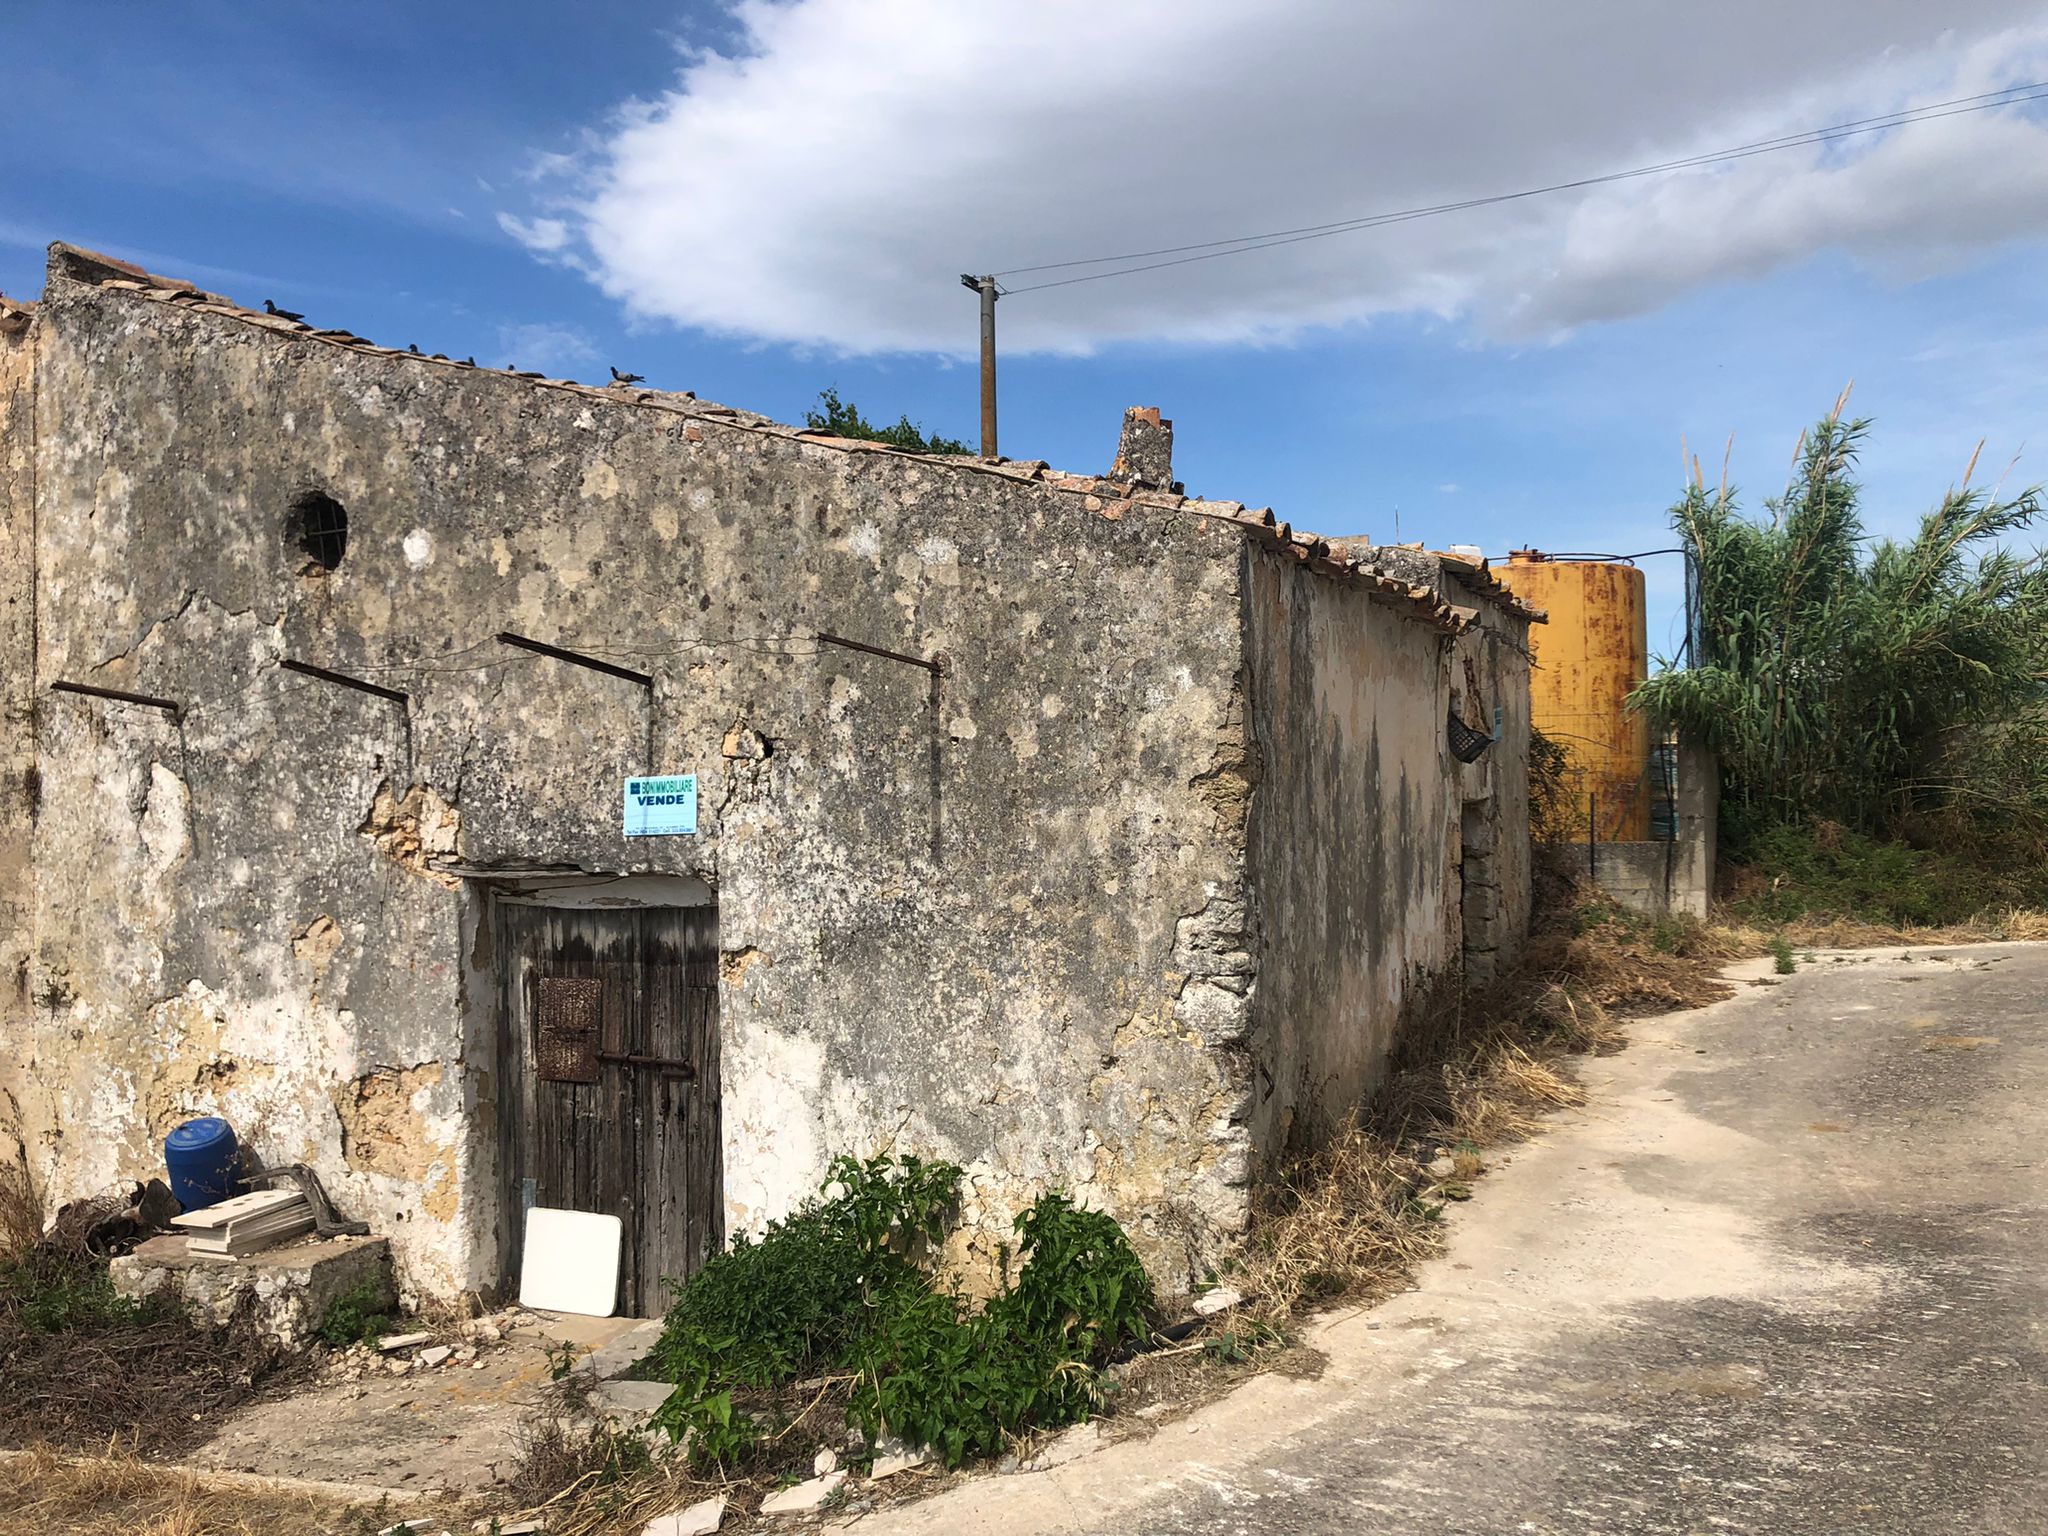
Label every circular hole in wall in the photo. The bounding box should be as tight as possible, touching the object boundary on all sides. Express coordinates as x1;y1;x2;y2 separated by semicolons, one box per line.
286;491;349;574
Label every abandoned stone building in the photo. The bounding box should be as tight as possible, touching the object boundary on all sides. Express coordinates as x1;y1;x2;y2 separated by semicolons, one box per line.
0;245;1538;1310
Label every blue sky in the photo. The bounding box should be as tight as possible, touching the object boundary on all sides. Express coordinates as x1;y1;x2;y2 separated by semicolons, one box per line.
7;2;2047;658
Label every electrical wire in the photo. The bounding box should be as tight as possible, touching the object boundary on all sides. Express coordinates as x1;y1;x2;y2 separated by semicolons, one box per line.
992;80;2048;295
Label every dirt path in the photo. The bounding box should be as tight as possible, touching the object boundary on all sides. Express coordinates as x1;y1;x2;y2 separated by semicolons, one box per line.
839;944;2048;1536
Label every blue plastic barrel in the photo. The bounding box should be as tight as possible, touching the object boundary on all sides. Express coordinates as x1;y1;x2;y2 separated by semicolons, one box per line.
164;1117;242;1212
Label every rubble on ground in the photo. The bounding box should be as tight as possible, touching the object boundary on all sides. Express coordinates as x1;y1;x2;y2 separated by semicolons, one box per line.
322;1307;521;1382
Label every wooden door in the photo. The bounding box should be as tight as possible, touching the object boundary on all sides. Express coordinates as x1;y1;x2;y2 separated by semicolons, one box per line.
496;902;721;1316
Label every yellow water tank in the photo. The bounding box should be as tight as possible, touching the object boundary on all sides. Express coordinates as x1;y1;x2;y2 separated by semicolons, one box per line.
1497;551;1652;840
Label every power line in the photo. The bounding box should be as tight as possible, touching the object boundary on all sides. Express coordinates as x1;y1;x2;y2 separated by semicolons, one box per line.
993;80;2048;296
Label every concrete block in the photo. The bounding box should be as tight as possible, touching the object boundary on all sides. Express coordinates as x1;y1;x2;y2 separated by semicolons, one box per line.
577;1317;666;1380
111;1232;394;1348
759;1470;844;1514
1022;1420;1099;1471
593;1378;675;1417
870;1439;930;1479
1191;1285;1243;1317
641;1496;725;1535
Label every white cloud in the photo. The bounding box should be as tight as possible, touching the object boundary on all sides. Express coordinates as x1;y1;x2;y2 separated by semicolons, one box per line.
502;2;2048;357
495;321;599;376
497;212;571;253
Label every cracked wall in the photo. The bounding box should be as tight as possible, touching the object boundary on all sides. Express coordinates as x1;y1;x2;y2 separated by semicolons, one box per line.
12;259;1259;1294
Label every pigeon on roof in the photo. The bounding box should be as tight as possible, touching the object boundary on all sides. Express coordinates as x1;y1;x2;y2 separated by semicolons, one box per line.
263;299;304;322
610;366;645;385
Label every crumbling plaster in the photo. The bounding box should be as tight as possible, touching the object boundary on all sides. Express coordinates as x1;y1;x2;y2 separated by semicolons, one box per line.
10;260;1262;1293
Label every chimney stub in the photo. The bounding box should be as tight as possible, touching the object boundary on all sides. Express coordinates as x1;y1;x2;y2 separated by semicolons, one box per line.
1109;406;1174;491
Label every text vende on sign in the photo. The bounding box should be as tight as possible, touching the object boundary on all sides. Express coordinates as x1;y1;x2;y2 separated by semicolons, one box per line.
623;773;699;836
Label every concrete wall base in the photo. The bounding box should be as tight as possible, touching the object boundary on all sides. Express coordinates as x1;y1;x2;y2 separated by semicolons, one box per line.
1579;840;1709;920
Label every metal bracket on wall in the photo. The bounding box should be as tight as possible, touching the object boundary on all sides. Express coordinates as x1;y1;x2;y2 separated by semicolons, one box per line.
279;657;409;706
279;658;414;767
816;631;945;675
48;679;183;721
495;631;657;773
495;630;655;774
495;631;654;688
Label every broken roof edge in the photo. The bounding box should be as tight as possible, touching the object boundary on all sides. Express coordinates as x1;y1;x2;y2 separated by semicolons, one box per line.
1335;537;1546;626
0;287;35;335
1436;553;1547;624
40;242;1486;636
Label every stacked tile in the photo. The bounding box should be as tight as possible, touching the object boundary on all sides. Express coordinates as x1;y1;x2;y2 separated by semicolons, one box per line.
172;1187;317;1257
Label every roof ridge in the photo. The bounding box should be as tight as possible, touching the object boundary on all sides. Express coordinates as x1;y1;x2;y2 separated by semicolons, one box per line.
42;241;1499;635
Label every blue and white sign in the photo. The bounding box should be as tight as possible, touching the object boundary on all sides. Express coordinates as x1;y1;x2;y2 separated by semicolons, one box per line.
624;774;699;837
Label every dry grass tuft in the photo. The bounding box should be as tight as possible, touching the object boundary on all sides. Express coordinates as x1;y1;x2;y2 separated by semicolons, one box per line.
1718;902;2048;951
493;1387;748;1536
1233;881;1740;1325
498;1425;740;1536
0;1096;46;1267
0;1446;411;1536
1236;1125;1442;1326
0;1097;293;1460
1994;907;2048;942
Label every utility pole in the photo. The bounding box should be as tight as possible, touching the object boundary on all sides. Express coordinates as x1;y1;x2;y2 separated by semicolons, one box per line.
960;274;998;459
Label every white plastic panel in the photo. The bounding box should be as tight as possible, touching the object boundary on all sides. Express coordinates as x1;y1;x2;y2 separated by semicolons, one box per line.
519;1207;623;1317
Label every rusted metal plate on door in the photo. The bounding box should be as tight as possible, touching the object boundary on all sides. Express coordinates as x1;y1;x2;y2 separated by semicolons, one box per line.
536;976;602;1083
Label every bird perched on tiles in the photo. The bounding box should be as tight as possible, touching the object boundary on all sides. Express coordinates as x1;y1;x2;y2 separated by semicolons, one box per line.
408;343;421;354
264;299;304;321
610;366;645;385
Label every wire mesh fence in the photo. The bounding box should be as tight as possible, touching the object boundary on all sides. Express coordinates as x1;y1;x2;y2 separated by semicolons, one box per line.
1534;731;1680;846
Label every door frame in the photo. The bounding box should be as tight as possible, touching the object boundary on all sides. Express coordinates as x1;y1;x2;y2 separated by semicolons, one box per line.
472;871;720;1314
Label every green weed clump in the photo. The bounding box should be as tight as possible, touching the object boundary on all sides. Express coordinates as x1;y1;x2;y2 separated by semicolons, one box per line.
1;1251;149;1333
1728;821;2047;928
647;1154;1151;1473
804;388;972;455
314;1278;394;1347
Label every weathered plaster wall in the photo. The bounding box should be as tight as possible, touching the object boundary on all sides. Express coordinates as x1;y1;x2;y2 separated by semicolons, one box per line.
1334;543;1537;985
1240;543;1458;1160
18;255;1255;1294
0;299;36;1128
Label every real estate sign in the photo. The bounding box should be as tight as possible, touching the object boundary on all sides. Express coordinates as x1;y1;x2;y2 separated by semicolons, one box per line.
623;773;698;836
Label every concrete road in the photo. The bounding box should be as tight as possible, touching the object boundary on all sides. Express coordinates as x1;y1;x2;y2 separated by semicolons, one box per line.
843;944;2048;1536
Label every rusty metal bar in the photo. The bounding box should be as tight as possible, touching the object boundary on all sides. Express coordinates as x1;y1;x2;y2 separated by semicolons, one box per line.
598;1051;696;1078
279;658;409;706
49;679;182;720
817;631;943;675
495;631;653;689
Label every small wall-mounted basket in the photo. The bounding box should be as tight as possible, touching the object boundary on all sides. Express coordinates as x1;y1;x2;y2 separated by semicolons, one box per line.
1447;710;1494;764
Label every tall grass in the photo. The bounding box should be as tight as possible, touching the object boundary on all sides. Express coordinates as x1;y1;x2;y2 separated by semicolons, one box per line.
1633;395;2048;855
